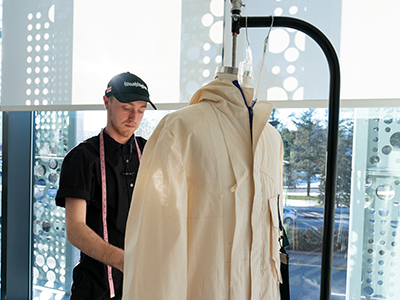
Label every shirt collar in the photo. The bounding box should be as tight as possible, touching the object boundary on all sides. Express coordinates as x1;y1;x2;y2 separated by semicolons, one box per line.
102;130;135;154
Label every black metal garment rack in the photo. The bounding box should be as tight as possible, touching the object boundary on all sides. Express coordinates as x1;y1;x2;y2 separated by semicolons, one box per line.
231;15;340;300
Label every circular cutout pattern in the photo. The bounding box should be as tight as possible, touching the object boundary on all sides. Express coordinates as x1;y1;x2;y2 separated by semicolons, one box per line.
370;155;380;164
363;286;374;296
382;145;392;155
384;117;393;124
390;132;400;149
376;184;395;200
379;208;389;217
391;220;399;229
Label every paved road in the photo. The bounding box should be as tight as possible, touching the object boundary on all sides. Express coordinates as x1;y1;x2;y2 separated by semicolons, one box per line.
288;250;347;300
286;206;349;299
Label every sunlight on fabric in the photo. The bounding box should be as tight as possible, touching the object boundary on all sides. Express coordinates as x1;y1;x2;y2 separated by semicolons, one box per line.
153;168;168;205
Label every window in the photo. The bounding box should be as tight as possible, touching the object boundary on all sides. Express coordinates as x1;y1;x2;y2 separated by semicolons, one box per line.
31;110;173;299
1;0;399;299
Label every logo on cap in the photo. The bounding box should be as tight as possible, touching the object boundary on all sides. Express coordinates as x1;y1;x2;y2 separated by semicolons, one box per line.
124;81;148;91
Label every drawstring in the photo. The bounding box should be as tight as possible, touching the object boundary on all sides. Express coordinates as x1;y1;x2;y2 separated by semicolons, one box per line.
232;80;257;141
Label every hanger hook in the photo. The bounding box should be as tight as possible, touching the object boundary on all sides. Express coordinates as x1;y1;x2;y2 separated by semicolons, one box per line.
263;15;274;53
255;15;275;101
245;15;250;46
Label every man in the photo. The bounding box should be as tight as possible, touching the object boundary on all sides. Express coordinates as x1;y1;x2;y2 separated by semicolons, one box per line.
56;72;156;300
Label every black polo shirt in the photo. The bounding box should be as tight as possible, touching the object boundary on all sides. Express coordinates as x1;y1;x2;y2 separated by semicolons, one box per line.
56;131;146;300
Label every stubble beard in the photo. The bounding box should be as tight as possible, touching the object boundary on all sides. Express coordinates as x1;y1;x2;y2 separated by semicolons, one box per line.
110;118;137;140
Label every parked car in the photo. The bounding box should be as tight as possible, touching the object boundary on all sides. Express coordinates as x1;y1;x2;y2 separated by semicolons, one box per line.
283;207;297;226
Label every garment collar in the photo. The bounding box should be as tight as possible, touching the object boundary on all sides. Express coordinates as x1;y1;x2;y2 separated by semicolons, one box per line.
189;76;275;150
189;76;274;117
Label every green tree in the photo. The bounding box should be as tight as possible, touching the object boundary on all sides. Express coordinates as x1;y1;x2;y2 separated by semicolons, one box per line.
268;108;281;130
280;127;298;189
292;109;327;197
269;109;298;189
319;117;354;207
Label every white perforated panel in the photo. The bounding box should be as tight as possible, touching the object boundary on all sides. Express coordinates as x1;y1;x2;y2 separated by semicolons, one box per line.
361;108;400;299
32;111;75;299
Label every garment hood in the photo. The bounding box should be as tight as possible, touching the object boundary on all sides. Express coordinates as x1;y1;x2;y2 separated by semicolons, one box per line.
189;76;274;121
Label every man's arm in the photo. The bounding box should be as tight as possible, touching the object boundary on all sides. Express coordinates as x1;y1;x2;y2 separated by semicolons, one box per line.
65;197;124;272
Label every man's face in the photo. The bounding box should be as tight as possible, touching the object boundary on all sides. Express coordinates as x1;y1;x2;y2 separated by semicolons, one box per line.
104;96;147;142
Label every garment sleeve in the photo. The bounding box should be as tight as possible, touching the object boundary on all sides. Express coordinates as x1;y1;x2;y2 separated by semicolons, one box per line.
123;118;188;300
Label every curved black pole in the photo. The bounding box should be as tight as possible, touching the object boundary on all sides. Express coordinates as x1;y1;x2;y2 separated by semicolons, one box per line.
234;16;340;300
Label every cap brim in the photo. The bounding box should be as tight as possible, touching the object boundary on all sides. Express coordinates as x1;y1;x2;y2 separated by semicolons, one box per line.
114;94;157;110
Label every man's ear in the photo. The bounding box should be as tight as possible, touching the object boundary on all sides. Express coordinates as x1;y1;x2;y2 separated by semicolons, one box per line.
103;95;110;110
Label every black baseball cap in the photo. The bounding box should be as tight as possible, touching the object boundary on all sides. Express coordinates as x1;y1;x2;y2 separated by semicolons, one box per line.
105;72;157;110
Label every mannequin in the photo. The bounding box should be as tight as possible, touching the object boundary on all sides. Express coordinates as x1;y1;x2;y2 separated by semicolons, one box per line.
215;65;254;104
122;65;284;300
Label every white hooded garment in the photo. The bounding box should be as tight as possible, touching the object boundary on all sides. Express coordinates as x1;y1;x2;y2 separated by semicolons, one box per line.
123;73;284;300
